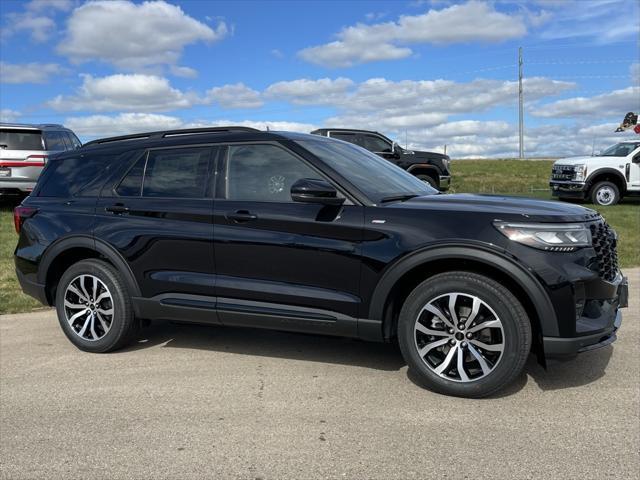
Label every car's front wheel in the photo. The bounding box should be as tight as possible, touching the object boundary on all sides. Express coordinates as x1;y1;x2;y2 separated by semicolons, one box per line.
55;259;139;353
398;271;531;398
590;181;620;206
415;174;438;189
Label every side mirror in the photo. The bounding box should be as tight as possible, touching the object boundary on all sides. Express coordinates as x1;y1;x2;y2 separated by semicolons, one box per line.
391;141;401;158
291;178;344;206
633;154;640;163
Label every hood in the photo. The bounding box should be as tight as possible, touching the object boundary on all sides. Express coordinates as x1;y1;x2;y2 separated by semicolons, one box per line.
389;193;600;223
554;155;624;166
406;149;448;160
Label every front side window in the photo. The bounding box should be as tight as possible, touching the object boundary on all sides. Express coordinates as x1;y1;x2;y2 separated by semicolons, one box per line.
224;144;322;202
362;134;392;153
330;132;361;146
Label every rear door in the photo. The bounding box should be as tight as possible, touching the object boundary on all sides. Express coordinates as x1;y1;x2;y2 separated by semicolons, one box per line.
95;146;217;301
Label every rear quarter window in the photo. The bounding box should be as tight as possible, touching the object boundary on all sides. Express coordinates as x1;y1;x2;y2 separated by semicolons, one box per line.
37;155;113;198
43;131;68;151
0;129;44;150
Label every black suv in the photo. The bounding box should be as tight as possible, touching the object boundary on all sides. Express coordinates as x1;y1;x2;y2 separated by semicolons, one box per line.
311;128;451;190
14;127;628;398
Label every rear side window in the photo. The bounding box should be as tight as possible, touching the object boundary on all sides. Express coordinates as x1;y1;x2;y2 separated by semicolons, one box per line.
330;132;361;146
65;132;82;150
44;131;68;151
115;147;212;198
0;129;44;150
38;156;110;198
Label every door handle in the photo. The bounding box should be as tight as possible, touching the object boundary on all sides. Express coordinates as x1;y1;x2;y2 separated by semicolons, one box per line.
225;210;257;223
105;203;130;215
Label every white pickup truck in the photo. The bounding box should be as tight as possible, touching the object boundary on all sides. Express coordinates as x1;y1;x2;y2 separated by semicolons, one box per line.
550;140;640;205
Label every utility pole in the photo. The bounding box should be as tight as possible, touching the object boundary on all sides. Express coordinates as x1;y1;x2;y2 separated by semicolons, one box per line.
518;46;524;160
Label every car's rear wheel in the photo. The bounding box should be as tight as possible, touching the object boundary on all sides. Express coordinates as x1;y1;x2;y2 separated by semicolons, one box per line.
590;181;620;206
398;271;531;398
55;259;138;353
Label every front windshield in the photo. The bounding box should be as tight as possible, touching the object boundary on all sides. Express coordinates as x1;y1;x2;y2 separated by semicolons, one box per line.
297;138;436;203
599;142;640;157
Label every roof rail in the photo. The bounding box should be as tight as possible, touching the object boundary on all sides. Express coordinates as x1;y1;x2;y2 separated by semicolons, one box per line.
83;126;261;147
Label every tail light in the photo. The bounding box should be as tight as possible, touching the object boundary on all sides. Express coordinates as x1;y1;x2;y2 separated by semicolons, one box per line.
0;155;47;168
13;206;38;234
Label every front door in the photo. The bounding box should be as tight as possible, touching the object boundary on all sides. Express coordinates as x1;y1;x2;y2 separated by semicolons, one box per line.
213;142;364;336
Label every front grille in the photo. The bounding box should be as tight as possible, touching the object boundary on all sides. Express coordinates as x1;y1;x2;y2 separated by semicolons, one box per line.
590;221;619;281
551;165;575;181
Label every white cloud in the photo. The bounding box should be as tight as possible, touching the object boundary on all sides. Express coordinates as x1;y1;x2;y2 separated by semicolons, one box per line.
184;119;316;133
27;0;73;12
532;87;640;118
170;65;198;79
65;113;183;137
1;0;72;43
57;0;227;70
0;109;21;123
0;62;66;84
265;78;354;105
205;83;263;109
299;1;527;67
47;74;197;112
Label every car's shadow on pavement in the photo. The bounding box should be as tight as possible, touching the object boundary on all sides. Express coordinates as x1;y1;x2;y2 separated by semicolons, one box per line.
124;320;614;394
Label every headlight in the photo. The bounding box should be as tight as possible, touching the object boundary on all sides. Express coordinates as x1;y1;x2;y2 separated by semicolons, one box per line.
572;164;587;181
494;222;591;251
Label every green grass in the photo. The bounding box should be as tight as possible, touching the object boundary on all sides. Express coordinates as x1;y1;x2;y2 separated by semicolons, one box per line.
1;159;638;314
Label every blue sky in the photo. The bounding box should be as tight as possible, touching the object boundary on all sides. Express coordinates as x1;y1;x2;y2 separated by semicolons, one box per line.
0;0;638;157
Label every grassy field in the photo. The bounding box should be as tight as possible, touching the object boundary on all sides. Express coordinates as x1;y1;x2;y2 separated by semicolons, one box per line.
1;159;638;314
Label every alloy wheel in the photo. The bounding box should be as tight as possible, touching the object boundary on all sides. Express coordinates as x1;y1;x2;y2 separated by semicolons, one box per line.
595;186;615;205
63;274;114;341
414;292;504;382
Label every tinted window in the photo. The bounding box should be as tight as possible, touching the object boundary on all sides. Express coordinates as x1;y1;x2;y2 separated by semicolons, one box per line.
44;131;68;151
297;138;434;202
330;132;361;146
362;134;392;153
600;142;640;156
143;147;211;198
38;156;110;197
225;144;321;202
65;132;82;150
0;129;43;150
116;155;146;196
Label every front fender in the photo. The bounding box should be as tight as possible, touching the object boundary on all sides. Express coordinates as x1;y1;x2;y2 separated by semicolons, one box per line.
366;243;559;337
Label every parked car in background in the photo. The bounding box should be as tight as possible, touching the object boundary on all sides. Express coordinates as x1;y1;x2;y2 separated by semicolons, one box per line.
311;128;451;191
14;127;627;398
550;140;640;206
0;123;82;199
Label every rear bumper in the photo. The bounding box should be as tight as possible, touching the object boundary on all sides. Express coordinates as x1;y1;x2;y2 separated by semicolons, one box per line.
0;181;36;195
15;268;48;305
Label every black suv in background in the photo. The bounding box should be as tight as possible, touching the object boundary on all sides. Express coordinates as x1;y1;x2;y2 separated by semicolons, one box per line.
14;127;627;398
311;128;451;190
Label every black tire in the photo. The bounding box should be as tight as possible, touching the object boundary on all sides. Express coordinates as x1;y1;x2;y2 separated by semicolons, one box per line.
55;259;139;353
397;271;531;398
415;174;438;189
590;181;620;206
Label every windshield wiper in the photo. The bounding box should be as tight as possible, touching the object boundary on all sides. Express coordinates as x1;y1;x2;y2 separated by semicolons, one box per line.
380;194;420;203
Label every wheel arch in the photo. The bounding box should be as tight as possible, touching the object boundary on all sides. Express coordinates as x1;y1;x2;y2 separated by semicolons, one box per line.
366;245;558;355
38;235;141;304
586;168;627;195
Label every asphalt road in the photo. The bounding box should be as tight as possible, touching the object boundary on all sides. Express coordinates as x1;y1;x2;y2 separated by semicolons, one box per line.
1;269;638;480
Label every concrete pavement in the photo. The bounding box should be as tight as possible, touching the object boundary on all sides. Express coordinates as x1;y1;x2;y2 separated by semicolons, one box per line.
1;269;638;479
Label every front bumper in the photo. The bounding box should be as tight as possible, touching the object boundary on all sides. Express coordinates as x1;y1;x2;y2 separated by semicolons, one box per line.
438;175;451;191
543;276;628;357
550;180;587;199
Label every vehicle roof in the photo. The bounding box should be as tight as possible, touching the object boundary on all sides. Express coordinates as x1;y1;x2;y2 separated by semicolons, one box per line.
311;128;386;136
0;123;69;131
618;140;640;144
75;127;327;155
